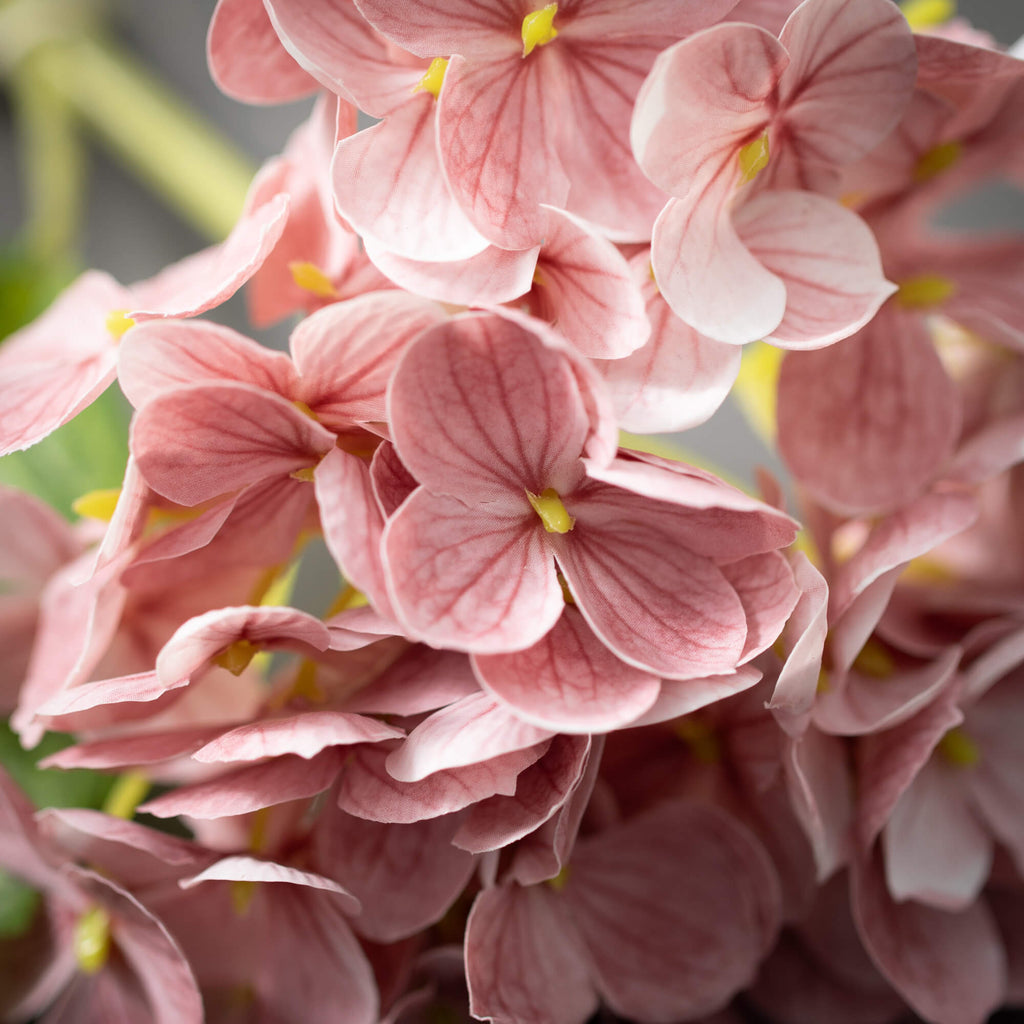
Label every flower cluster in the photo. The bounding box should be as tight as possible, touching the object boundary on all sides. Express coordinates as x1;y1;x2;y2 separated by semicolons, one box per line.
1;0;1024;1021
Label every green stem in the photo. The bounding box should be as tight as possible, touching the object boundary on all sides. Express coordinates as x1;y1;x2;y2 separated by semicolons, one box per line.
29;35;256;241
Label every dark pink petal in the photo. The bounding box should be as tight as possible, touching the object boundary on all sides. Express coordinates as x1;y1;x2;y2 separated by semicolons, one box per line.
129;194;289;319
155;605;332;686
140;749;346;819
383;489;563;653
370;441;418;517
266;0;425;116
72;867;204;1024
291;290;446;429
0;767;56;890
338;743;547;824
734;190;894;349
117;319;297;409
554;484;749;678
722;551;799;664
193;711;402;763
385;692;552;783
341;648;479;718
776;307;963;514
595;263;740;433
473;608;660;733
0;270;127;455
312;806;475;942
777;0;917;167
437;53;570;248
366;235;540;307
207;0;318;103
454;735;591;854
528;209;648;359
389;313;590;502
727;0;801;34
466;884;598;1024
851;848;1005;1024
566;802;781;1021
332;95;489;262
630;25;784;197
131;381;335;506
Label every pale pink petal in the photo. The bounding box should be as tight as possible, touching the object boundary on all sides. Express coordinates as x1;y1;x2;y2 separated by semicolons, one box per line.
265;0;426;116
734;190;895;349
625;668;761;728
777;0;917;167
156;605;332;686
383;490;563;654
566;802;781;1021
207;0;318;103
388;313;590;502
437;53;570;248
776;307;963;514
453;735;592;854
528;209;648;359
129;195;289;319
768;552;829;731
851;848;1005;1024
883;760;992;911
192;711;403;763
473;607;660;733
117;319;297;409
35;671;190;721
181;855;357;906
650;187;788;344
0;271;128;455
553;484;749;677
856;688;964;848
332;95;489;262
40;726;226;770
131;381;335;506
338;743;547;824
727;0;801;34
340;647;478;717
366;235;540;307
315;447;394;615
312;807;475;942
290;290;446;428
370;441;419;517
385;692;552;783
140;749;346;818
466;884;598;1024
630;25;784;196
595;262;740;433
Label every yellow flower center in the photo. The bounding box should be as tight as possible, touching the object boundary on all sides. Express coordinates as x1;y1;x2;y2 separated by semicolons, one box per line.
937;726;980;769
105;309;135;340
526;487;574;533
414;57;450;99
289;261;339;299
73;906;111;975
522;4;558;57
915;140;962;183
897;274;956;309
738;131;771;185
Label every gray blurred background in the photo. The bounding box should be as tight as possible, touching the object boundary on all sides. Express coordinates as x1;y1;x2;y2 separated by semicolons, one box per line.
0;0;1022;487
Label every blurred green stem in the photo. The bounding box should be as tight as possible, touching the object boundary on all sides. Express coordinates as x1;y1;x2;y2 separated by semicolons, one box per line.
26;35;255;242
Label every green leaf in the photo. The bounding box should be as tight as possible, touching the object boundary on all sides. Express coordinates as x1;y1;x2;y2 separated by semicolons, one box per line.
0;869;40;939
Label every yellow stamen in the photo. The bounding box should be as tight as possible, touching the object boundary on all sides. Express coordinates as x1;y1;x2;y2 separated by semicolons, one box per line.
105;309;135;340
937;726;980;768
73;906;111;975
532;266;547;288
557;571;575;606
290;466;318;483
413;56;449;99
72;487;121;522
102;771;150;820
325;584;369;617
816;666;831;694
289;261;339;299
915;140;962;182
213;638;260;676
248;807;272;854
852;638;895;678
733;341;783;444
900;0;956;31
738;131;770;185
292;400;319;421
522;4;558;57
230;879;258;917
547;865;571;891
526;487;574;533
897;274;956;309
